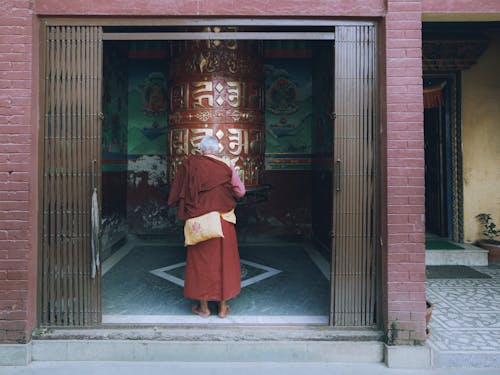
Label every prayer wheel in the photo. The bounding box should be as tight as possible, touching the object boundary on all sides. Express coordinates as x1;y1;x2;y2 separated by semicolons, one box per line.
167;28;265;188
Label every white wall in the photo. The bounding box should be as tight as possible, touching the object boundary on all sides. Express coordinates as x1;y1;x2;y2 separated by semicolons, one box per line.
462;30;500;243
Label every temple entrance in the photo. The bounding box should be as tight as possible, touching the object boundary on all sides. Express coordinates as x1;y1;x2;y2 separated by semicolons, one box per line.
424;77;453;239
423;73;463;243
37;20;379;328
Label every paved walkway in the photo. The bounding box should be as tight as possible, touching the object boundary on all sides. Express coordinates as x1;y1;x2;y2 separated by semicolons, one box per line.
2;361;500;375
426;263;500;368
2;264;500;373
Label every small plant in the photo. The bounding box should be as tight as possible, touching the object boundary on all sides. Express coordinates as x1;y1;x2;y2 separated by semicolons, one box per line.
476;213;500;244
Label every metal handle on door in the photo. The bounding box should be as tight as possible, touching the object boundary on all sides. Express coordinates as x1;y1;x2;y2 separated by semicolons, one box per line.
336;159;343;192
91;159;97;192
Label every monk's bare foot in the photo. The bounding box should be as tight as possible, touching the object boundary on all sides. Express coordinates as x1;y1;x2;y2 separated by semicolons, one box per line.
192;305;210;318
218;304;230;318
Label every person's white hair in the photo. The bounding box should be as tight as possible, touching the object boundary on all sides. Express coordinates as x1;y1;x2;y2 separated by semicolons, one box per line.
199;135;220;153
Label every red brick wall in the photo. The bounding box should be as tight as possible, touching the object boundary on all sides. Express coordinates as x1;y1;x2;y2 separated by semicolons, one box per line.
422;0;500;13
34;0;386;17
0;0;431;346
0;0;425;343
384;0;427;344
0;0;36;344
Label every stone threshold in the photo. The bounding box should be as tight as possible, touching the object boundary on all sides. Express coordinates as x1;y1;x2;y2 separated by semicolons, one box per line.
0;326;386;366
32;325;384;342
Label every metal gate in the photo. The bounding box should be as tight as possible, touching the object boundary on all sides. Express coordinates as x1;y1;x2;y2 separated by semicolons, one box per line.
38;25;103;326
331;25;378;326
36;20;377;327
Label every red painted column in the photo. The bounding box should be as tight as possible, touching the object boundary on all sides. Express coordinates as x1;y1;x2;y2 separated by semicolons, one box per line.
383;0;427;344
0;0;36;344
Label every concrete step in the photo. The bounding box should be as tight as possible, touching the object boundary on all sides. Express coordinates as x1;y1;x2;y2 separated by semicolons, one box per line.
31;339;385;363
31;327;384;363
426;243;488;266
4;327;437;369
0;327;386;365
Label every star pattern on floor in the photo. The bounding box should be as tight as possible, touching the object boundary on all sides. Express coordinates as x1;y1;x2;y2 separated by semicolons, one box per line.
150;259;282;288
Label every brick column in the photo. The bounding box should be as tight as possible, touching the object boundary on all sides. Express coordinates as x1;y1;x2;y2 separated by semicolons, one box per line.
0;0;35;344
383;0;427;344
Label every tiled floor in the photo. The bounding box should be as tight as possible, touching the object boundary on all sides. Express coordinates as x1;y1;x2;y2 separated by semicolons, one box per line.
102;236;500;367
426;263;500;368
102;236;330;324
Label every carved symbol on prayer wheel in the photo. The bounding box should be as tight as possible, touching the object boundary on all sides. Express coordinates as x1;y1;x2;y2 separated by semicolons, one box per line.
167;28;265;188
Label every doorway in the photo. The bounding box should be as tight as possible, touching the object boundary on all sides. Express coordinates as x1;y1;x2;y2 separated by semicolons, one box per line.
37;20;379;328
423;73;463;243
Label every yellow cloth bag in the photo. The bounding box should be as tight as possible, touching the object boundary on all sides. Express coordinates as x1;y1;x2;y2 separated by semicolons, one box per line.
184;211;224;246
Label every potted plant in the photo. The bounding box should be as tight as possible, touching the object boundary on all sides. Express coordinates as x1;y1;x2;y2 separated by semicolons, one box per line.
476;213;500;262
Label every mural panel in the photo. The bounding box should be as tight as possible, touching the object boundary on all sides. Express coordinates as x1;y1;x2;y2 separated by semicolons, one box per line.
127;47;169;155
125;45;171;234
264;44;313;170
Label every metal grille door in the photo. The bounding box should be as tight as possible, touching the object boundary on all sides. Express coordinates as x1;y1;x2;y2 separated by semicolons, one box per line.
38;26;103;326
331;25;378;326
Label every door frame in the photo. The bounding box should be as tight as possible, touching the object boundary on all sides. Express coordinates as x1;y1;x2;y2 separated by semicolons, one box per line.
38;17;381;328
423;72;463;242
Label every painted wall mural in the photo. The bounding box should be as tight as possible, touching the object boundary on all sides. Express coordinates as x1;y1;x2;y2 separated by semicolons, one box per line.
125;46;172;234
264;48;313;170
127;154;168;193
127;48;169;155
101;41;326;240
101;42;129;255
126;154;172;233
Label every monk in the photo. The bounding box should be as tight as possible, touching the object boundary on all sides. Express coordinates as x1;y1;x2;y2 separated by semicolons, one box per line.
167;135;246;318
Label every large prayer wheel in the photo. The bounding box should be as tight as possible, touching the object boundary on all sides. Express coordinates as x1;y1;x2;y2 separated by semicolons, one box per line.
167;28;265;188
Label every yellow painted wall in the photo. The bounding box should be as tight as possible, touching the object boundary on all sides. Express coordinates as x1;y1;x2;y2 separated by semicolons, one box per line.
462;31;500;243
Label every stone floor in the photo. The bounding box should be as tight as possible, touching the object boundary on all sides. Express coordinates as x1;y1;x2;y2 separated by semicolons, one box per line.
426;263;500;368
102;236;331;324
102;235;500;368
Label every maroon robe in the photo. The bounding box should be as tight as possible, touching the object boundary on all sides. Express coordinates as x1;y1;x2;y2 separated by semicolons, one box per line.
167;155;244;301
